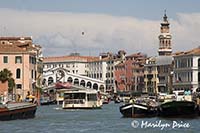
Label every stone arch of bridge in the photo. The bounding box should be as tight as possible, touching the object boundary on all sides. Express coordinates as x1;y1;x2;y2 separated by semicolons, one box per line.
43;67;105;92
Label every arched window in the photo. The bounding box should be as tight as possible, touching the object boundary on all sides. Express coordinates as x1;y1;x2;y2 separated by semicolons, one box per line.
80;80;86;87
74;78;79;85
87;82;92;88
16;68;21;79
42;79;46;85
93;83;98;90
67;77;73;83
48;77;54;85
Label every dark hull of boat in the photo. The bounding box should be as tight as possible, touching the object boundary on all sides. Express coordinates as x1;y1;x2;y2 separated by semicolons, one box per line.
114;100;121;104
119;103;157;118
103;101;109;104
158;101;198;117
0;103;37;121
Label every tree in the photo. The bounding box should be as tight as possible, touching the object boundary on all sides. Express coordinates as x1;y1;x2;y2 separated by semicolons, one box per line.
0;68;15;93
8;78;15;93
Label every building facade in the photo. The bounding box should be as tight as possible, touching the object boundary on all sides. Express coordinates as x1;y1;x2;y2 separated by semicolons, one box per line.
43;54;98;77
144;56;173;94
115;53;147;92
0;37;42;99
104;51;126;93
87;54;107;85
173;48;200;92
144;57;158;93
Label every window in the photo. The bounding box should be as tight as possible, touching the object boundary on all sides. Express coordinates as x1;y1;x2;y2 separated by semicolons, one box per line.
15;56;22;63
100;73;102;78
87;94;97;101
16;84;22;89
35;71;37;79
32;70;34;79
29;56;36;64
16;69;21;79
3;56;8;63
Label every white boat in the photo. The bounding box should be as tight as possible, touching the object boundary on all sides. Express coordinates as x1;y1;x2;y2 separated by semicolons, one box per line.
62;89;102;109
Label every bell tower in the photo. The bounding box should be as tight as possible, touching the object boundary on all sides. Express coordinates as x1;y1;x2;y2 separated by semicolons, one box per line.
158;11;172;56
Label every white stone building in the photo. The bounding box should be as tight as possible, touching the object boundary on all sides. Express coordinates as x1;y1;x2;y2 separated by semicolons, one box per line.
43;55;98;76
173;47;200;92
43;51;125;93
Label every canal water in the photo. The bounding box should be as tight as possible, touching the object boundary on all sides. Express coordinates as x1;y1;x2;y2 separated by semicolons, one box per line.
0;102;199;133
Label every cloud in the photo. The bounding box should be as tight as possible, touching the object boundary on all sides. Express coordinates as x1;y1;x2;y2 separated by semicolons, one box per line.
0;8;200;57
171;13;200;52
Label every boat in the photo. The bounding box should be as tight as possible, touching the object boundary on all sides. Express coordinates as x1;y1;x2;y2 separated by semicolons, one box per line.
40;97;56;105
158;100;198;117
114;98;121;104
0;102;37;121
158;91;199;117
102;97;110;104
114;96;121;104
120;103;157;118
100;93;111;104
40;91;56;105
62;88;102;109
119;98;157;118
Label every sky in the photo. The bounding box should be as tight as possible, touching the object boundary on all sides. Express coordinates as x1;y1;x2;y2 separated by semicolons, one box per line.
0;0;200;57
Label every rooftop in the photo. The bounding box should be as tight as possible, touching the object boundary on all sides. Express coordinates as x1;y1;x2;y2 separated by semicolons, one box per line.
0;44;27;53
173;47;200;56
0;37;32;41
43;55;99;63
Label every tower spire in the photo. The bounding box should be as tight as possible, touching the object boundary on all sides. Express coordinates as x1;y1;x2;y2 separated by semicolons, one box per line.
163;10;168;22
158;11;172;56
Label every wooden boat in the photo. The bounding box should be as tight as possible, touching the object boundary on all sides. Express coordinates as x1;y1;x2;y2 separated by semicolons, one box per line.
0;102;37;121
158;100;198;117
119;103;157;118
158;93;199;117
119;97;158;118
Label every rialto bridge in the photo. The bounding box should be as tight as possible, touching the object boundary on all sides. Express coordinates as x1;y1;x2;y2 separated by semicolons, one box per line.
42;67;105;92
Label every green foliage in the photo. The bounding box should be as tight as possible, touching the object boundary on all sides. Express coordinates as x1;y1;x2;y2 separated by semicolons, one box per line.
0;68;12;82
0;68;15;93
8;78;15;93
